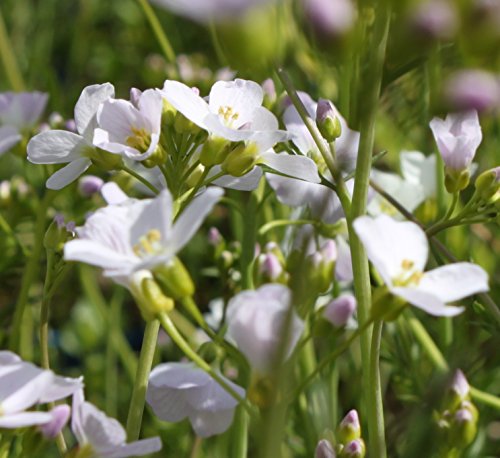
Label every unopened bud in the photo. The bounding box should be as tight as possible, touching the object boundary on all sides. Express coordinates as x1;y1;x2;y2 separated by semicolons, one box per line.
49;112;64;128
153;257;195;300
323;294;357;327
410;0;457;41
174;111;200;135
254;252;284;286
315;439;336;458
474;167;500;201
445;167;470;193
65;119;77;133
339;439;365;458
185;164;206;188
141;277;175;316
89;147;123;171
39;404;71;439
221;142;259;177
337;409;361;444
449;407;477;449
199;136;230;167
316;100;342;142
44;214;74;252
262;78;277;108
162;99;177;126
78;175;104;197
208;227;223;246
304;0;355;39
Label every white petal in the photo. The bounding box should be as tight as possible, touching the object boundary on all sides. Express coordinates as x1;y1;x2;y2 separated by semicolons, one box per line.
39;375;83;403
249;106;279;131
261;151;321;183
46;157;92;190
71;390;87;445
391;287;464;317
418;263;489;302
97;99;145;143
212;166;262;191
0;351;21;365
161;80;210;129
0;125;21;155
0;412;53;428
189;408;236;438
170;187;224;253
353;215;429;286
100;182;130;205
75;83;115;139
101;438;163;458
138;89;163;134
27;130;86;164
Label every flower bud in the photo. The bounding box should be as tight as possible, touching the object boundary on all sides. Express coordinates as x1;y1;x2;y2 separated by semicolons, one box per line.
254;252;285;286
44;214;74;252
162;99;177;126
337;409;361;444
315;439;336;458
474;167;500;202
153;257;195;300
316;99;342;142
262;78;277;108
88;147;123;171
339;439;365;458
208;227;223;246
449;407;477;449
445;167;470;193
446;370;470;409
174;111;200;135
185;164;206;188
409;0;457;41
78;175;104;197
221;142;259;177
39;404;71;439
304;0;355;39
65;119;77;133
199;136;230;167
49;112;64;128
323;294;357;327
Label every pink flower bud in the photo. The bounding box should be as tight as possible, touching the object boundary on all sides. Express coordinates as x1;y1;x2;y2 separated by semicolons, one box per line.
410;0;457;40
39;404;71;439
324;294;357;327
208;227;222;246
304;0;355;37
78;175;104;197
450;369;470;399
259;252;283;281
315;439;336;458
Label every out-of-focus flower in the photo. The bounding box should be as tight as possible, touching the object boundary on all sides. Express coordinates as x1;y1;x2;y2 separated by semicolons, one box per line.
304;0;356;38
323;294;357;327
28;84;116;189
151;0;279;23
444;69;500;112
429;110;482;173
146;362;245;437
410;0;457;40
0;351;82;428
72;390;162;457
0;91;48;155
77;175;104;197
315;439;336;458
353;215;489;317
39;404;71;439
226;284;304;373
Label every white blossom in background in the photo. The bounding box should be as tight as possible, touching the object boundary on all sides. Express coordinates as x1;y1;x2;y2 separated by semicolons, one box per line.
226;284;304;373
0;91;48;155
0;351;82;428
162;79;320;183
147;362;245;437
64;183;223;282
93;89;163;161
151;0;279;23
72;390;162;457
353;214;489;316
28;83;115;189
429;110;482;172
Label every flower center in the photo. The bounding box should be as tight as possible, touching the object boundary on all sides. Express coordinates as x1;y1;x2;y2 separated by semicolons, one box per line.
218;105;239;127
393;259;423;286
133;229;162;258
126;127;151;152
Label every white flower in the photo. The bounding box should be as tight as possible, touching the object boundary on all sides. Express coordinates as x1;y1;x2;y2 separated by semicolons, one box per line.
93;89;163;161
400;151;437;200
226;284;304;373
429;110;482;172
146;362;245;437
162;79;320;182
72;390;162;457
64;183;223;282
0;351;82;428
353;214;489;316
151;0;278;23
0;91;48;155
27;83;115;189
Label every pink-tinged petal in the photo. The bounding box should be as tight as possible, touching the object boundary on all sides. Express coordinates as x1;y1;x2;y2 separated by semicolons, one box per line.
40;404;71;439
0;92;48;128
39;375;83;403
161;80;210;129
27;130;87;164
209;79;264;126
212;166;262;191
0;125;21;155
353;215;429;287
64;239;136;272
0;412;53;428
100;182;129;205
0;351;21;365
101;437;163;458
46;157;92;190
170;187;224;253
260;151;321;183
74;83;115;140
391;287;464;317
418;263;489;302
189;408;236;438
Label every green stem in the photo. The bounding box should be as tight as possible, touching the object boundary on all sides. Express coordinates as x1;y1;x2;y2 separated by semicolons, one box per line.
230;406;248;458
369;320;387;457
240;191;260;290
121;165;160;194
106;289;123;417
157;312;254;415
9;191;54;356
258;219;317;236
126;319;160;441
0;7;25;91
136;0;178;71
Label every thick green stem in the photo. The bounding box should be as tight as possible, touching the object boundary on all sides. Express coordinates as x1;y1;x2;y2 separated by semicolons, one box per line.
369;320;386;457
10;191;54;356
0;7;25;91
230;406;248;458
258;218;317;236
126;319;160;441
